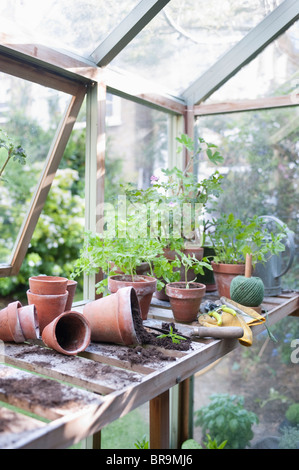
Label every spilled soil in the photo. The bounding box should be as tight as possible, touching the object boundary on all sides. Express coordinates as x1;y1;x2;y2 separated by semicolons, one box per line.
115;304;192;366
132;303;191;350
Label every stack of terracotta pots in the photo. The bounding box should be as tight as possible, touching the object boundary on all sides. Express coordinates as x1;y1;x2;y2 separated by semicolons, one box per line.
27;276;70;333
25;275;90;355
0;300;39;343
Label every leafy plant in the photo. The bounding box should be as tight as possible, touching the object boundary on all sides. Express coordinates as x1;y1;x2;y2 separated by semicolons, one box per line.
208;212;287;266
278;426;299;449
257;387;291;409
134;435;149;449
71;218;165;295
0;128;27;181
181;434;227;449
122;133;224;245
285;403;299;426
179;252;212;288
157;325;186;344
194;393;258;449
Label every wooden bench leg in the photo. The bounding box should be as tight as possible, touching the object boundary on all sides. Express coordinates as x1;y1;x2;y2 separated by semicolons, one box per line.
149;390;169;449
177;376;194;448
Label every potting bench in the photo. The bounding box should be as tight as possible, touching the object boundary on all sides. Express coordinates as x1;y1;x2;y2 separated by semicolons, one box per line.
0;290;298;449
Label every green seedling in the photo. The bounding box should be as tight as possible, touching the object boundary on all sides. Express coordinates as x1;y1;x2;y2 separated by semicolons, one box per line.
157;325;186;344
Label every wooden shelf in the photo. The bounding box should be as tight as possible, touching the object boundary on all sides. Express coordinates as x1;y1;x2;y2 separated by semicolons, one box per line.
0;290;298;449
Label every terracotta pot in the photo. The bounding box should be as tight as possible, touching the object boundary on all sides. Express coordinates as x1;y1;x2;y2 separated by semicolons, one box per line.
111;262;151;276
196;246;216;292
154;285;169;301
163;244;204;283
0;301;39;342
29;276;68;295
18;304;40;339
42;311;91;356
26;289;68;333
108;275;157;320
166;282;206;323
83;286;141;346
211;262;245;299
65;280;78;311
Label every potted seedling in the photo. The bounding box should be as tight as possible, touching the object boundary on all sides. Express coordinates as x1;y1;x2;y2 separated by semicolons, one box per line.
165;253;212;323
208;213;286;298
122;133;224;281
71;220;162;319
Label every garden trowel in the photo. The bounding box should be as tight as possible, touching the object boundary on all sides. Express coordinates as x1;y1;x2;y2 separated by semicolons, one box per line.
143;319;243;340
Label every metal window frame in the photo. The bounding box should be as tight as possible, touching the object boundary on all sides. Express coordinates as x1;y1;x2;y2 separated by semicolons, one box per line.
182;0;299;105
90;0;171;66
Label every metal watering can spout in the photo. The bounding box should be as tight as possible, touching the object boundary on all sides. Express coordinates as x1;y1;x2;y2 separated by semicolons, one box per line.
253;215;295;296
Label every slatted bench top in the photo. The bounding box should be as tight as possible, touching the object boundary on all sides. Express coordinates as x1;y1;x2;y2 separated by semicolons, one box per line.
0;290;298;449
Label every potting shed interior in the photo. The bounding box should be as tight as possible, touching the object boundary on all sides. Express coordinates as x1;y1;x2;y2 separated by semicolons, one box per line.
0;0;298;450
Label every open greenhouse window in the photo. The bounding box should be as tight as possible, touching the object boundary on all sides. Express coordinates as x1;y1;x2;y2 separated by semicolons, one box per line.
0;67;86;282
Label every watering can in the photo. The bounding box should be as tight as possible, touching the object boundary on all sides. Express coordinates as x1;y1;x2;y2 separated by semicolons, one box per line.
253;215;295;297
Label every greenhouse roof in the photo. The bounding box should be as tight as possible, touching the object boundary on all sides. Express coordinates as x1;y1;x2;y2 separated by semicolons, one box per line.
0;0;298;105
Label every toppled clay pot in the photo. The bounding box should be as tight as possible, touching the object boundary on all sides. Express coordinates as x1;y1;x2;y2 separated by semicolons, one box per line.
0;301;39;342
27;289;68;333
108;275;157;320
42;310;91;356
166;282;206;323
83;286;141;346
29;275;68;295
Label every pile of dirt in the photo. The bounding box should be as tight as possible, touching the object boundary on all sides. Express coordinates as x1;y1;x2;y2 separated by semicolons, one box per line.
132;303;192;352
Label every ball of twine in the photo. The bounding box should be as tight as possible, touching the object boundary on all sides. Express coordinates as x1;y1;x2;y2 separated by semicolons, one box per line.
230;275;264;307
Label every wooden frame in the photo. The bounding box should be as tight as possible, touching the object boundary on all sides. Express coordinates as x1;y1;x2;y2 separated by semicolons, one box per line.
194;94;299;116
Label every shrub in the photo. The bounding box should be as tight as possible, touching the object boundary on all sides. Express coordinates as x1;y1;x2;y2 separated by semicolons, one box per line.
194;393;258;449
286;404;299;426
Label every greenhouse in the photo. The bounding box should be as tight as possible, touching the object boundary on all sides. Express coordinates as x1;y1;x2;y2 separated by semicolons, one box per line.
0;0;298;451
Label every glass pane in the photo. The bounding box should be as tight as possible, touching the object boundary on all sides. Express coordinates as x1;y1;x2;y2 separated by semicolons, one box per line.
21;113;86;304
0;72;71;266
195;106;299;289
0;0;139;59
206;21;299;102
111;0;283;94
105;93;169;201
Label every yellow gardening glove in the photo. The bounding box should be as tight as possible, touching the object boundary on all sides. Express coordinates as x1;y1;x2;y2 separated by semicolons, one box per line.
197;300;265;347
197;312;253;346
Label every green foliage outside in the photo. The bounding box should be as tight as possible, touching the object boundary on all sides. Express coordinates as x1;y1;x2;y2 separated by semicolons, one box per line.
194;393;258;449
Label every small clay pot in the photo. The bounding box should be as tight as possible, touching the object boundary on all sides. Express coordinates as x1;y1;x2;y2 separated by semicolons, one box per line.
29;276;68;295
211;262;245;299
27;289;68;333
108;275;157;320
42;311;91;356
83;286;141;346
0;301;39;342
65;279;78;311
166;282;206;323
18;304;40;339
